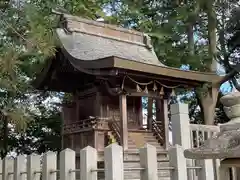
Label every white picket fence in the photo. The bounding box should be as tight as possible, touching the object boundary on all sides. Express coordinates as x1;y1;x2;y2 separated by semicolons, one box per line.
0;143;214;180
0;103;222;180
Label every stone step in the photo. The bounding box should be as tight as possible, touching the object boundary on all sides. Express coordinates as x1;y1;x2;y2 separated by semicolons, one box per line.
127;144;162;148
128;138;158;143
128;133;154;137
123;161;169;168
124;172;171;180
127;145;163;151
127;140;162;147
143;137;158;140
88;150;171;180
99;173;170;180
124;151;168;161
121;178;170;180
97;161;171;180
124;161;170;180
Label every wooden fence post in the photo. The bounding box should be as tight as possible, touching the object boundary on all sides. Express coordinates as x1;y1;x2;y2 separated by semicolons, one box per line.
42;152;57;180
60;149;76;180
139;144;158;180
104;143;124;180
27;154;41;180
3;157;14;180
80;146;97;180
198;159;214;180
14;155;26;180
169;145;187;180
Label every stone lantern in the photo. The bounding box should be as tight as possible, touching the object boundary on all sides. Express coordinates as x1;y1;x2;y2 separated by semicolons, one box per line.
184;92;240;159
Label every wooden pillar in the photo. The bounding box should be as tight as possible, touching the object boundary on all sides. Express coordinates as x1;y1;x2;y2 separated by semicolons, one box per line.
137;97;143;127
156;99;169;149
162;99;169;149
147;98;153;130
119;94;128;150
60;111;64;150
155;99;161;122
95;91;102;117
70;134;74;149
75;96;80;121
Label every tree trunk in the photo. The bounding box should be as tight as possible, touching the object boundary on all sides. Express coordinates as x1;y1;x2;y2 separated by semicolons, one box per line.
187;23;194;55
200;86;219;124
200;2;219;125
207;3;217;72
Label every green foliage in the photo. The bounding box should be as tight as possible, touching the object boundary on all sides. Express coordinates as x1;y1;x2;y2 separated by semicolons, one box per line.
9;106;62;154
0;0;112;156
24;4;57;58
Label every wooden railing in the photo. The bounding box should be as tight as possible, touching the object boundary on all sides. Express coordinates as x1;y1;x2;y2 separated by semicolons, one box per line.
108;118;121;144
63;117;111;134
64;118;97;134
152;119;164;146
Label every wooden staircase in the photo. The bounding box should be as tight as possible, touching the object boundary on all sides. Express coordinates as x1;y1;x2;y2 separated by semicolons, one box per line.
97;152;170;180
123;154;170;180
125;131;170;180
127;131;165;151
107;122;170;180
107;118;165;151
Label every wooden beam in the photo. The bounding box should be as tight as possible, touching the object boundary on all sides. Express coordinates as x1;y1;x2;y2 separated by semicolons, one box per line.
221;158;240;168
114;57;221;84
122;71;201;87
126;89;165;99
119;94;128;150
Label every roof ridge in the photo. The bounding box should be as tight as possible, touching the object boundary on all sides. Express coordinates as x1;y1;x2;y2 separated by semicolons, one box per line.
61;13;143;35
55;10;153;49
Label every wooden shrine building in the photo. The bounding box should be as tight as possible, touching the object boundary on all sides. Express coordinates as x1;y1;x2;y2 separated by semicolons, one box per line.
34;12;221;152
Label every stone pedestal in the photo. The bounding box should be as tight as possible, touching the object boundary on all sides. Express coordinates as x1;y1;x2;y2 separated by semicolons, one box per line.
184;92;240;159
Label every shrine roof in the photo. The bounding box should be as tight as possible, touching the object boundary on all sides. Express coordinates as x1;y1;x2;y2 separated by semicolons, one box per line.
34;12;222;91
52;12;221;84
56;13;164;67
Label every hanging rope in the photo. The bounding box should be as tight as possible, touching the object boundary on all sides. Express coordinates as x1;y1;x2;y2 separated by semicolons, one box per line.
126;75;154;86
119;75;180;98
123;75;181;90
155;80;181;89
